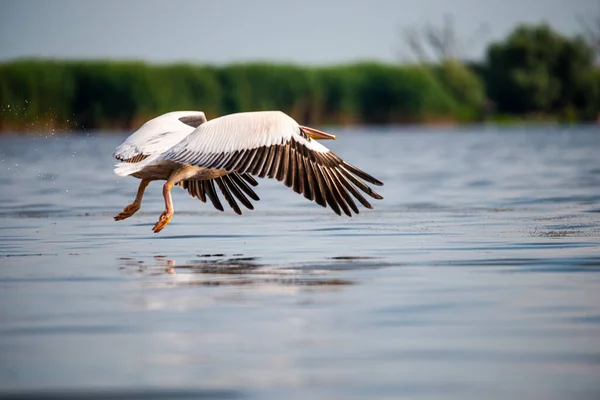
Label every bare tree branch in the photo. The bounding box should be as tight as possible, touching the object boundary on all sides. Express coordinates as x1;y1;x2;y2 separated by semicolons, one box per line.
576;15;600;60
400;14;488;63
403;27;432;63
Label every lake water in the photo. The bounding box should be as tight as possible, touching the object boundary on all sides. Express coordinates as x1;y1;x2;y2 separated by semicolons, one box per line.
1;125;599;400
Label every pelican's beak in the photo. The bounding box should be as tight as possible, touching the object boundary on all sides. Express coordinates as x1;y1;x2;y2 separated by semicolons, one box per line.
300;126;337;140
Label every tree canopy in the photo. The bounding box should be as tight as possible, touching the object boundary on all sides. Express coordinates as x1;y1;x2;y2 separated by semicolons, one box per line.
485;24;599;120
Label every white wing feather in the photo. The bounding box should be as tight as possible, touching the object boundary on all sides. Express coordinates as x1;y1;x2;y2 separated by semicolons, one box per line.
156;111;329;168
113;111;204;160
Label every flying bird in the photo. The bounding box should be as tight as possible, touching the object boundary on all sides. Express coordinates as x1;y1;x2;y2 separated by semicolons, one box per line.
113;111;384;233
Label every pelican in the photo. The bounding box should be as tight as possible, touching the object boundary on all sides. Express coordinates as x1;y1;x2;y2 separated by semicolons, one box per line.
113;110;383;233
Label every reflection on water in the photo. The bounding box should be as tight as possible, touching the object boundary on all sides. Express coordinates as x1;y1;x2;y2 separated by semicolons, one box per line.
117;254;376;288
1;126;600;399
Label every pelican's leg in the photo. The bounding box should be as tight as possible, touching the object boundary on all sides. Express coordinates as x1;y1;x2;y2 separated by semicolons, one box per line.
114;179;151;221
152;166;199;233
152;181;175;233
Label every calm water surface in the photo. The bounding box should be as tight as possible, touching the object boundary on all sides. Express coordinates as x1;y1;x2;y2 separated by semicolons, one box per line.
1;126;599;399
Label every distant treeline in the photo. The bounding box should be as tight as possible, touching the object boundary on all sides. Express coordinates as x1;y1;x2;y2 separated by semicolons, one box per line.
0;60;481;130
0;23;598;131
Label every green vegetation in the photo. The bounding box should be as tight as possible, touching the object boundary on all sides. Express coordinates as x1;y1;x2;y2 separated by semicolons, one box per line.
0;61;466;131
484;24;599;121
0;23;598;132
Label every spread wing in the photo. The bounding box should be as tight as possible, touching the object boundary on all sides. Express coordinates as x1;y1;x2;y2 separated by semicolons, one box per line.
179;173;259;215
158;111;383;216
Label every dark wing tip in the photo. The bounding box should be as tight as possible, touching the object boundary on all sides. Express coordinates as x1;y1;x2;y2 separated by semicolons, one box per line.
204;180;225;212
230;173;260;201
240;173;259;187
222;174;255;211
215;178;243;215
342;161;384;186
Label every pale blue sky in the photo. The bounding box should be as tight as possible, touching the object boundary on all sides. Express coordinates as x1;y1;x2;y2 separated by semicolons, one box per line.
0;0;597;64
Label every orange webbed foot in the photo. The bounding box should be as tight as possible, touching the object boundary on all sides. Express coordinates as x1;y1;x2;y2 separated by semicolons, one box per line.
114;203;141;221
152;210;173;233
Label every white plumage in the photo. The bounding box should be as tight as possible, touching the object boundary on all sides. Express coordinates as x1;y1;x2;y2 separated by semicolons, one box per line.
164;111;329;158
114;111;206;162
113;110;383;233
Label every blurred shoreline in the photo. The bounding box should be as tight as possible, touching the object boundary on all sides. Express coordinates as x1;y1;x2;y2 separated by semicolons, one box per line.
1;24;598;133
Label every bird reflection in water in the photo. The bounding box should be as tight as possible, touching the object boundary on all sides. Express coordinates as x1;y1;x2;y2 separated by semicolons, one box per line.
116;254;380;290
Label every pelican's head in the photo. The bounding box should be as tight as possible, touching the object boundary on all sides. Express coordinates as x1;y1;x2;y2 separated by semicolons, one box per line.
300;125;337;140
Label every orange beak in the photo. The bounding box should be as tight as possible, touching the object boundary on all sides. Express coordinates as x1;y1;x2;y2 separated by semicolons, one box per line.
300;126;337;140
